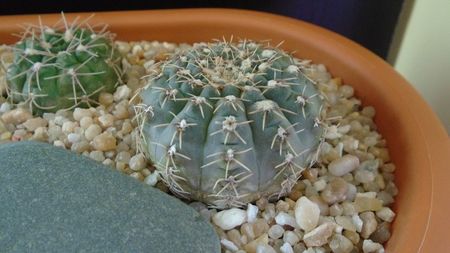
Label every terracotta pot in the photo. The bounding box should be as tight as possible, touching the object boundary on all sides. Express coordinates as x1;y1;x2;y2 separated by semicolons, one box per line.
1;9;449;252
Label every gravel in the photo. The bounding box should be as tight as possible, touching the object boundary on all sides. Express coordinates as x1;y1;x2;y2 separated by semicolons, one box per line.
0;40;398;252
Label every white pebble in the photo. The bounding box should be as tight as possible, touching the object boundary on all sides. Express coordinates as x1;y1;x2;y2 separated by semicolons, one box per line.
313;179;327;191
268;224;284;239
53;140;65;148
116;151;131;163
73;108;93;121
362;239;384;253
328;154;360;176
90;151;105;162
67;133;81;143
247;203;259;223
303;223;335;247
129;153;146;171
23;117;47;131
84;124;102;141
274;212;297;228
144;171;159;186
256;244;276;253
113;85;132;102
0;102;11;113
352;214;363;232
295;197;320;232
79;116;93;129
221;239;239;252
98;114;115;129
279;242;294;253
213;208;247;230
62;121;77;134
283;231;300;245
376;207;395;222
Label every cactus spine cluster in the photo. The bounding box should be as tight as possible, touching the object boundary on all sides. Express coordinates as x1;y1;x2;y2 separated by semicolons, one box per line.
136;40;324;208
5;14;122;115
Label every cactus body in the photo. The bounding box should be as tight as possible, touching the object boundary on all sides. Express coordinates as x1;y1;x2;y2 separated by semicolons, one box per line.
137;41;323;208
6;15;122;115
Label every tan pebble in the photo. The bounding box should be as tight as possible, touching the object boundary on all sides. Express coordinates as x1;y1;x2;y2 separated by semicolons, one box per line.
360;212;378;239
121;120;133;134
53;140;65;148
255;198;268;211
79;116;93;129
23;117;47;131
252;218;270;237
329;204;344;216
84;124;102;141
127;171;141;180
112;103;129;119
1;108;32;124
227;229;243;248
295;196;320;232
303;223;334;247
375;207;395;222
89;150;105;162
302;168;318;181
288;190;302;201
102;158;114;167
113;85;132;102
308;195;329;216
335;216;357;232
116;161;126;170
243;234;268;253
99;92;114;106
129;153;146;171
116;141;130;152
369;222;391;244
91;132;117;151
141;168;151;177
98;114;115;129
354;196;383;213
329;234;353;253
62;121;77;134
71;140;90;153
320;177;348;205
342;202;357;216
73;108;93;121
241;223;255;241
276;200;290;213
328;154;359;176
343;230;360;244
116;151;131;163
362;239;384;253
1;131;12;140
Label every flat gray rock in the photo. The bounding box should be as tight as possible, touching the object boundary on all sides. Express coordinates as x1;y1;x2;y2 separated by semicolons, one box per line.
0;141;220;253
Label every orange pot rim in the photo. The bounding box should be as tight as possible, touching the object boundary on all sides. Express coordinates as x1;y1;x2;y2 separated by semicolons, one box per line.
0;8;449;252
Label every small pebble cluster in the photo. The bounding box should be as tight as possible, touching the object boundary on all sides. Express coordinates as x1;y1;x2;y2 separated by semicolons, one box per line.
0;41;397;253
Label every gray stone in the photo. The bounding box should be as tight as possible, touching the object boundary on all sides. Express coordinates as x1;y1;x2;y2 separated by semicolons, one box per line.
0;141;220;253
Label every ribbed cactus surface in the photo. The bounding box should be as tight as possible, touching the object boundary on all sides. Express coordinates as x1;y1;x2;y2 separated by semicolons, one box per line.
136;40;323;208
6;14;122;115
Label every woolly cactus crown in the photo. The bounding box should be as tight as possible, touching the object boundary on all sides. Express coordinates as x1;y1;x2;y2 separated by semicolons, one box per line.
5;14;122;115
136;40;324;208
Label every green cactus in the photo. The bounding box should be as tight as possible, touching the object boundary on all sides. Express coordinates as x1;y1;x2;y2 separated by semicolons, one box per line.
136;40;324;208
6;14;122;115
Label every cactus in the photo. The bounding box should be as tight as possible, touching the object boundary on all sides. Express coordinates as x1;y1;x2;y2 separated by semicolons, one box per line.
135;40;324;208
5;14;122;115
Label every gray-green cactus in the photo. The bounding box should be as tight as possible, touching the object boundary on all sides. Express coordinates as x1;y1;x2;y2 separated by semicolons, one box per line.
5;14;122;115
136;40;324;208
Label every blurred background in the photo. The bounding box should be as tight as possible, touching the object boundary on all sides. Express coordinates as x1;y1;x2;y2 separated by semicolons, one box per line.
1;0;448;132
